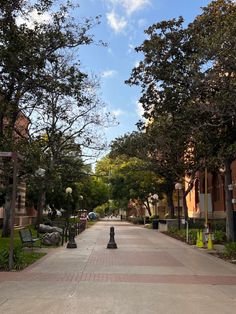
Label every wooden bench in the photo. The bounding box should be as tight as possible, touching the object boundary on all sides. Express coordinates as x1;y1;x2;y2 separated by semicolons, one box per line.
19;228;41;248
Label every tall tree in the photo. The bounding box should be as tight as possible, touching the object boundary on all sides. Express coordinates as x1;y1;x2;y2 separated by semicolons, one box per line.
189;0;236;240
124;17;205;218
0;0;109;236
124;1;236;228
99;154;164;216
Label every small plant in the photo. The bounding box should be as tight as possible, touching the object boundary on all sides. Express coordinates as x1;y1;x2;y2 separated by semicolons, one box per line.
166;227;186;241
149;215;159;223
188;219;205;229
168;227;178;234
0;246;25;271
188;229;198;245
223;242;236;260
0;247;46;271
0;248;9;269
213;230;226;244
212;220;226;232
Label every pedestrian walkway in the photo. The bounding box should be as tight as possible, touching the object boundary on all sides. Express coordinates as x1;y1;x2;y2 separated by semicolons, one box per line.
0;221;236;314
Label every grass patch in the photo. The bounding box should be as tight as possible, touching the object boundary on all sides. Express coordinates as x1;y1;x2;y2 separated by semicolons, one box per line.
0;227;46;271
0;246;46;271
87;220;97;227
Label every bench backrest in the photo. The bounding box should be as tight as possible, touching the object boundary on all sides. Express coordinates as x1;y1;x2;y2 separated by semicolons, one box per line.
19;229;33;242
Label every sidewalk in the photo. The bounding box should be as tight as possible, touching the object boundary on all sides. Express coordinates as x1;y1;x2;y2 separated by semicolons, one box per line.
0;221;236;314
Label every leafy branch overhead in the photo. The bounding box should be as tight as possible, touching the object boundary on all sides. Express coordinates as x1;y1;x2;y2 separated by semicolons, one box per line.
0;0;112;236
110;0;236;224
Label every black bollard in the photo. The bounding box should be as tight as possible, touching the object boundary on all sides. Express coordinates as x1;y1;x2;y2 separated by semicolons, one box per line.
107;226;117;249
67;224;77;248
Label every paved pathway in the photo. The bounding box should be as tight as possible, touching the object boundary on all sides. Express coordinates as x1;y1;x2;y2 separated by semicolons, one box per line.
0;221;236;314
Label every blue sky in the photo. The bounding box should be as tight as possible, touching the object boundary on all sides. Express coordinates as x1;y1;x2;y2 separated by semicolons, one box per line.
76;0;214;147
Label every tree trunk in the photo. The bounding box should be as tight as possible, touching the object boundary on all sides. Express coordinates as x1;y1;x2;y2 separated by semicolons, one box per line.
2;191;11;237
224;159;235;242
36;190;46;225
166;189;174;218
145;199;152;216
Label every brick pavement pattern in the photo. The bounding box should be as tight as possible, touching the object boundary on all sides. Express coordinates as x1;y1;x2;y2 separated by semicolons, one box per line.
0;221;236;314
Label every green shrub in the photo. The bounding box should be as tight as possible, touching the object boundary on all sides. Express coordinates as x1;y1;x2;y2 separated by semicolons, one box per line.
167;227;186;241
223;242;236;259
133;217;144;224
168;227;178;234
188;219;205;229
0;246;25;271
213;230;226;244
149;215;159;223
68;217;81;223
0;247;46;271
212;221;226;232
188;229;198;245
129;216;145;224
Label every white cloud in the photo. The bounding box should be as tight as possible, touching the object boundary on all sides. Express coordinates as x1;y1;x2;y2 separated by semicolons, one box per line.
127;43;135;54
106;11;127;33
136;101;144;118
107;0;150;16
112;109;125;117
16;9;52;29
134;60;140;67
105;0;150;33
138;18;147;28
101;69;117;78
107;47;113;55
122;0;150;16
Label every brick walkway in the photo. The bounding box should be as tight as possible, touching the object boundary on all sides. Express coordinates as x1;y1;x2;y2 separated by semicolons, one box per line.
0;221;236;314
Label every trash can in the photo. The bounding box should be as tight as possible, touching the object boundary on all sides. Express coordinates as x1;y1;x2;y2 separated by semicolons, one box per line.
152;219;159;229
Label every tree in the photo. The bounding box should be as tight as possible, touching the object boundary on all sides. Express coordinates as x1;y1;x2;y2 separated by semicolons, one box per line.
0;0;100;138
97;155;163;216
124;0;236;237
110;131;175;217
124;17;206;218
188;0;236;240
0;0;109;236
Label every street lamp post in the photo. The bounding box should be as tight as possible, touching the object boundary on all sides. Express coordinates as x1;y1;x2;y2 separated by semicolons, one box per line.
78;195;86;228
175;183;182;230
151;194;159;216
35;168;46;226
151;194;159;229
65;187;77;249
65;186;72;220
79;195;83;214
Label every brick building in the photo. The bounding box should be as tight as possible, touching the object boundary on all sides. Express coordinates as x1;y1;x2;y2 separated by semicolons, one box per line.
186;160;236;219
0;111;37;227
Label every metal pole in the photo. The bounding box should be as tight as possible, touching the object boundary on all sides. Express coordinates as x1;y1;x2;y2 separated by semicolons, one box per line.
178;189;180;230
9;153;18;270
186;220;189;243
204;167;208;229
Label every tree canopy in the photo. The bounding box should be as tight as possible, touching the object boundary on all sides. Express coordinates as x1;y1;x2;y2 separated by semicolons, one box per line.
0;0;112;235
110;0;236;234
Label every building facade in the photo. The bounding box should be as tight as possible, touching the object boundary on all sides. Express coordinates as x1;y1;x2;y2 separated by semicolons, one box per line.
0;111;37;227
186;160;236;219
